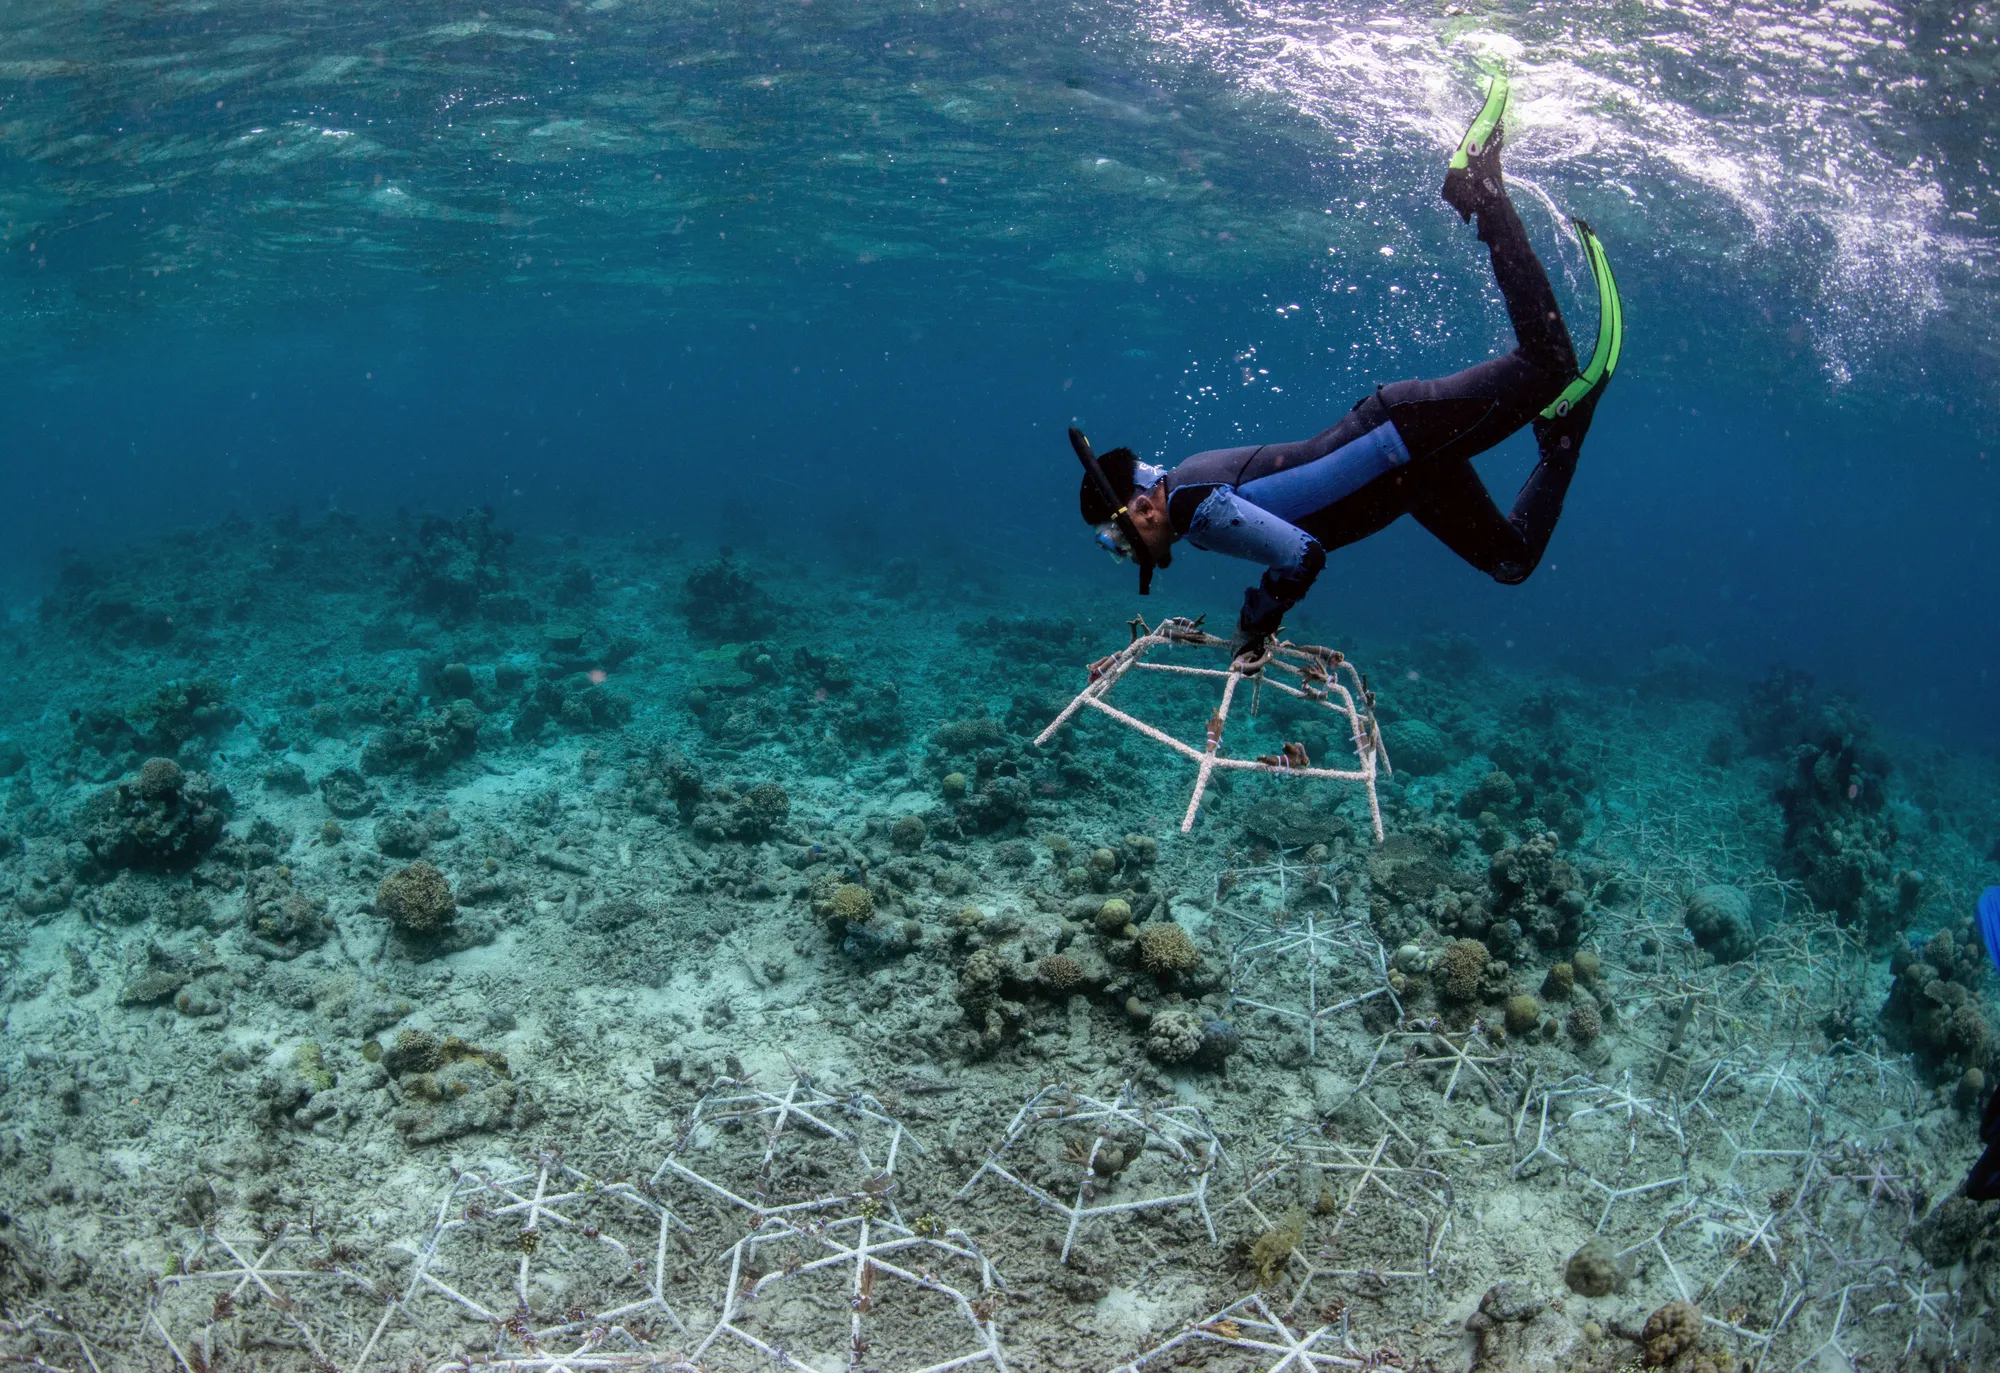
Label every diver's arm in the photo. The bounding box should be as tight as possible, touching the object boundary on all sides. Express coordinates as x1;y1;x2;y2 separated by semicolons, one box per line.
1185;487;1327;648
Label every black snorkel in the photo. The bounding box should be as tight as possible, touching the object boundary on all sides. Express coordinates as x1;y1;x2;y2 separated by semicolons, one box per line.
1070;427;1158;596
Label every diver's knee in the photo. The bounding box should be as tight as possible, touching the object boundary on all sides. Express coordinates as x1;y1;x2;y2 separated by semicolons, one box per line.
1490;559;1534;586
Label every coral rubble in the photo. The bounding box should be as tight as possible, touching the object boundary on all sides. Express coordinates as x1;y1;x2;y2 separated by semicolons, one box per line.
0;506;1989;1373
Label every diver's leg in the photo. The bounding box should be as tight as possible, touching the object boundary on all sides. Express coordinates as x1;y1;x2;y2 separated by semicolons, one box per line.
1440;75;1578;378
1475;194;1577;378
1357;212;1588;465
1527;374;1607;467
1376;351;1547;467
1409;381;1604;583
1408;460;1541;583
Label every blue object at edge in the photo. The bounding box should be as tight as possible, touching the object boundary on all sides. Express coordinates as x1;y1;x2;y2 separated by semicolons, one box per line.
1979;887;2000;976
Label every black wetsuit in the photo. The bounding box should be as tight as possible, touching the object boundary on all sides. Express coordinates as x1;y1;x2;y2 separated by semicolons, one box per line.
1161;187;1606;646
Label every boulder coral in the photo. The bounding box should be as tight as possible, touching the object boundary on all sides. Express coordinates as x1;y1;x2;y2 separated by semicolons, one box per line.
130;677;240;757
1564;1236;1623;1297
956;946;1023;1055
890;813;927;853
1096;898;1134;935
1684;885;1755;964
628;745;704;821
244;867;332;957
1146;1007;1205;1063
1385;719;1454;774
1638;1300;1703;1367
1503;994;1540;1036
1571;949;1602;988
380;1028;526;1144
1567;1002;1603;1045
319;766;382;818
1753;677;1913;942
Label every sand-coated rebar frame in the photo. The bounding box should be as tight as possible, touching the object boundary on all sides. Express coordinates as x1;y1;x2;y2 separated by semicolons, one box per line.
1033;617;1392;840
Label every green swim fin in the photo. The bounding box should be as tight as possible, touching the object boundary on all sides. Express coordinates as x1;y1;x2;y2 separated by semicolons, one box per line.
1442;70;1510;222
1449;70;1510;174
1542;219;1624;419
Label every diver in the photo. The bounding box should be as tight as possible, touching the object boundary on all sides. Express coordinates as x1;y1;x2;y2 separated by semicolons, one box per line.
1074;73;1624;667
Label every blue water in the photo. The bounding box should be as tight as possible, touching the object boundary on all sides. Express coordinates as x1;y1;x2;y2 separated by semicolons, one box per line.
1;1;1994;742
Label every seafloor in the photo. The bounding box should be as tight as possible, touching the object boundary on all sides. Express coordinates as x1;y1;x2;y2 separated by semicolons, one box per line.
0;507;1996;1373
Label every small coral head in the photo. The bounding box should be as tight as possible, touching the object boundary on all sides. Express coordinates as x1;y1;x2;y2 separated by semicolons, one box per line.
588;668;607;685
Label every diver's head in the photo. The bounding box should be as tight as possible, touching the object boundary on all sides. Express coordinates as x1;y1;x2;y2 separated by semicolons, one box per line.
1078;448;1174;569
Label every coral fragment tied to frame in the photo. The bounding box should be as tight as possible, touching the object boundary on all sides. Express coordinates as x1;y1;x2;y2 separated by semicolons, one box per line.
1033;618;1391;839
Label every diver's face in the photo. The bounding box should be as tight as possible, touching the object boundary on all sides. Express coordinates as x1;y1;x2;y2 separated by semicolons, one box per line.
1126;479;1174;561
1094;479;1174;564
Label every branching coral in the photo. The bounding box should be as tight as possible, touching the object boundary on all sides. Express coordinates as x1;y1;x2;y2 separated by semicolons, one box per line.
1434;938;1489;1004
1035;953;1083;992
818;882;874;929
1136;922;1200;977
376;862;457;934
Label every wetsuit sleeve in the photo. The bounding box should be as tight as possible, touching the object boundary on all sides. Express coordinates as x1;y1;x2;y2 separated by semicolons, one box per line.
1184;488;1328;641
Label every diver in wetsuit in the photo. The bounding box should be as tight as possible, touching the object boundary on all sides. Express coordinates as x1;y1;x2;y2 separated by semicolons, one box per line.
1074;74;1624;666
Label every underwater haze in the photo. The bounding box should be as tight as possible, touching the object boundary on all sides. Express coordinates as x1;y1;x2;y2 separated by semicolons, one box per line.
3;1;2000;1370
0;0;1996;736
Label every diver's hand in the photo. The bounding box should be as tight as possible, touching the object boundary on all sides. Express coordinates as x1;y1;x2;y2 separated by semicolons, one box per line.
1230;631;1273;675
